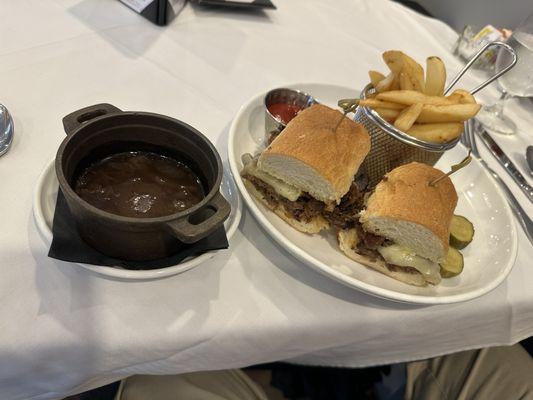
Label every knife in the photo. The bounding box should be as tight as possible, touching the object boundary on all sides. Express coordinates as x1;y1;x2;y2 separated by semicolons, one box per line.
476;126;533;204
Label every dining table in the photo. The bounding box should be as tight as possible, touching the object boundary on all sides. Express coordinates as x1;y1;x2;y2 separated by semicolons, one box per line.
0;0;532;399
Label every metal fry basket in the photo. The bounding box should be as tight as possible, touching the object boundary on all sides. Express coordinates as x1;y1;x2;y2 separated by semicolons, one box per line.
354;86;457;187
353;41;517;188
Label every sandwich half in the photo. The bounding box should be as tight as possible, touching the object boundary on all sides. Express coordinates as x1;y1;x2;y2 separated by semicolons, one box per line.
241;104;371;234
338;162;458;286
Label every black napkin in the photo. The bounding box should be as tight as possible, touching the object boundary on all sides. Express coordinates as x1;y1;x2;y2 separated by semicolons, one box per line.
48;190;228;270
194;0;276;9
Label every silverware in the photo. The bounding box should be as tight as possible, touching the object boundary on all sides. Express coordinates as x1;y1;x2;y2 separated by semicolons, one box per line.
0;104;14;157
474;123;533;204
527;146;533;176
462;120;533;245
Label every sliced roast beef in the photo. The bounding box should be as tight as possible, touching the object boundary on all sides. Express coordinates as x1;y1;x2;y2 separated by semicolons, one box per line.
387;264;420;274
289;195;325;221
243;175;324;222
324;182;365;229
243;173;369;226
353;220;387;249
246;175;279;207
351;221;420;275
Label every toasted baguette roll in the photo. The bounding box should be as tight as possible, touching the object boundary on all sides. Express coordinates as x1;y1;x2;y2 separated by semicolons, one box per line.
258;104;371;205
359;162;457;263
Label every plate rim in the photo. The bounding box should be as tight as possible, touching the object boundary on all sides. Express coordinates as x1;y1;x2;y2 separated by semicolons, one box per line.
33;158;242;280
228;82;518;304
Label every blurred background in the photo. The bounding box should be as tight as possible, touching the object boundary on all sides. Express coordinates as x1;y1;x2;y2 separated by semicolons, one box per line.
413;0;531;31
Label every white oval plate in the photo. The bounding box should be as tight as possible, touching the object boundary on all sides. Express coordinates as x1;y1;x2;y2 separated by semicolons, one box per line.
228;82;517;304
33;159;242;280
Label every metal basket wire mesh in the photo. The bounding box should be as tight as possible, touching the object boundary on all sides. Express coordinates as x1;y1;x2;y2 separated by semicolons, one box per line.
354;85;460;187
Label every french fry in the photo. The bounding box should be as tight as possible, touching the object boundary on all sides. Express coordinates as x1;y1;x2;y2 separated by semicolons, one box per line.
366;50;479;134
425;56;446;96
390;73;401;90
406;123;464;143
375;72;397;93
448;89;476;104
417;103;481;123
446;92;462;103
376;90;455;106
376;71;400;91
369;70;386;87
383;51;425;92
373;108;401;123
382;50;404;73
399;72;416;90
358;99;406;110
394;103;423;131
401;54;425;92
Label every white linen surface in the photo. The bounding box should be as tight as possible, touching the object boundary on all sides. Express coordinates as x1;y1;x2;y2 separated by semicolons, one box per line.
0;1;531;399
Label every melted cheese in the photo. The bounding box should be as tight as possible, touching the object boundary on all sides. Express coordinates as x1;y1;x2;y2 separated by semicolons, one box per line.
242;154;302;201
378;244;441;284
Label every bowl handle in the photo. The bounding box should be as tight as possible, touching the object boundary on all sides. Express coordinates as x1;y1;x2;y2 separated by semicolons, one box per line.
63;103;122;136
166;192;231;244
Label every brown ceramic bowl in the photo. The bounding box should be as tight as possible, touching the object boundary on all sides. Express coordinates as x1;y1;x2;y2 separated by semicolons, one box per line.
55;103;230;261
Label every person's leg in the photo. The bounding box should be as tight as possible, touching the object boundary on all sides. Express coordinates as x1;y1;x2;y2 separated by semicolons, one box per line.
116;370;268;400
405;344;533;400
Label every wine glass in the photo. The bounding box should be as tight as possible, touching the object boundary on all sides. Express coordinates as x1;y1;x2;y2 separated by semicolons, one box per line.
476;11;533;135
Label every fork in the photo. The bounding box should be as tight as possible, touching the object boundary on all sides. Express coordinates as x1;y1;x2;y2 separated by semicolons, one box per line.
461;119;533;245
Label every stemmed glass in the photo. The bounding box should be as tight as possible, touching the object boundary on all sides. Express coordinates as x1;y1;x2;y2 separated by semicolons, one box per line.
476;11;533;135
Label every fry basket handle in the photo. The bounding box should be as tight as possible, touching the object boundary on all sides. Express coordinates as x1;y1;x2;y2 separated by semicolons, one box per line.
444;41;517;96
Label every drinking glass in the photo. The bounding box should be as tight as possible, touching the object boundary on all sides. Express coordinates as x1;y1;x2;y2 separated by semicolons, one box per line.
476;11;533;135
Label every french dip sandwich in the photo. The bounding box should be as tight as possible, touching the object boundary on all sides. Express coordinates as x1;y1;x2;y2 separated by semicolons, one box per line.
338;162;458;286
241;104;371;234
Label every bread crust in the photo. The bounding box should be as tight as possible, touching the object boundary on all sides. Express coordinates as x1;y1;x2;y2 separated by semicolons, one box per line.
362;162;457;253
260;104;371;202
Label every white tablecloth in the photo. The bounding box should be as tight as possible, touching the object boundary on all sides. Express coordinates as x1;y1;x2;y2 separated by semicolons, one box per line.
0;1;532;399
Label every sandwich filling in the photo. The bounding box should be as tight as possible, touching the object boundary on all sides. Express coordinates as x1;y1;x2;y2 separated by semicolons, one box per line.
241;154;365;229
351;222;441;284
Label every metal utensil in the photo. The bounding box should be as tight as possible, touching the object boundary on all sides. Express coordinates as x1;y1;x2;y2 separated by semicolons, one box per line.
462;119;533;245
475;125;533;204
0;104;14;157
527;146;533;176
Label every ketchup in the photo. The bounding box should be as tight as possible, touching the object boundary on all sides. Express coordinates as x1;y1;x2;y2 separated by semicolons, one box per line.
267;103;303;124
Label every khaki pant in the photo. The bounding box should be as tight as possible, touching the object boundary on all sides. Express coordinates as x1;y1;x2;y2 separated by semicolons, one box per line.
405;344;533;400
116;345;533;400
115;369;268;400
